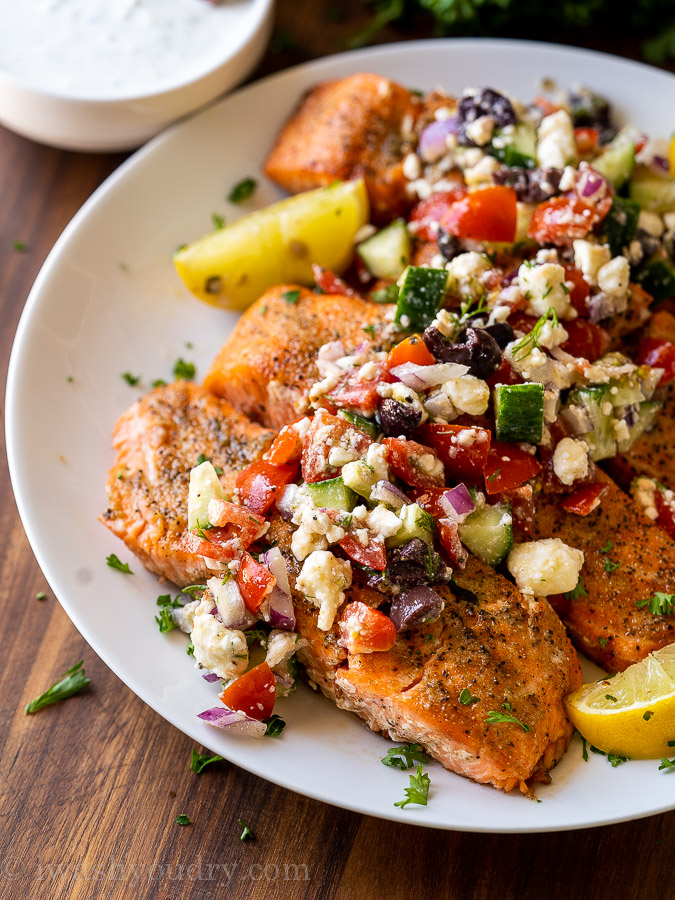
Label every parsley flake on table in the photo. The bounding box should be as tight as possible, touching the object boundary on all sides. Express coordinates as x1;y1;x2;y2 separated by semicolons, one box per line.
106;553;133;574
12;239;27;252
190;748;224;774
263;714;286;736
35;591;47;601
121;372;141;386
228;177;257;204
25;660;90;714
381;742;429;770
636;593;675;616
393;764;431;809
173;358;196;381
238;819;255;840
175;814;191;826
459;688;479;706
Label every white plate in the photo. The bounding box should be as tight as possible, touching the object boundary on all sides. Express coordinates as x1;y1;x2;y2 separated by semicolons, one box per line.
7;39;675;833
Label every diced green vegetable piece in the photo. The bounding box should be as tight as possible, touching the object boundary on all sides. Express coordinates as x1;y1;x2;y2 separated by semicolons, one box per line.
609;372;646;408
386;503;434;549
337;410;380;440
567;385;616;461
629;167;675;214
602;196;640;257
341;460;377;500
357;219;411;280
395;266;448;331
307;476;357;512
493;383;544;444
490;122;537;169
635;258;675;303
617;400;662;452
592;140;635;190
458;502;513;567
188;461;227;530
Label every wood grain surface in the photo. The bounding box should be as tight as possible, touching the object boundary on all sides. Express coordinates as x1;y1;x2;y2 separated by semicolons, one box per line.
0;3;673;898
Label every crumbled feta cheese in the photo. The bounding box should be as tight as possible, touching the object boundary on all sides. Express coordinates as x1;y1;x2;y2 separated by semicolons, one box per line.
366;504;403;540
296;550;352;631
444;375;490;415
638;209;664;238
537;110;577;170
464;154;501;185
613;418;630;443
663;211;675;232
597;256;630;301
506;344;577;389
552;437;589;486
172;598;199;634
536;247;560;265
446;251;491;298
572;240;611;287
365;442;389;482
518;261;573;318
431;308;460;338
543;388;560;424
507;538;584;597
290;486;346;561
328;445;361;468
558;165;576;192
265;630;306;669
418;452;445;480
465;115;495;146
358;360;379;382
625;240;643;266
454;147;484;169
402;152;422;181
190;598;248;680
538;319;569;349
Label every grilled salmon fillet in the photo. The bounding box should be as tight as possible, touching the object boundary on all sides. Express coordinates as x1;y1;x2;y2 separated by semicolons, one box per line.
264;73;420;222
267;519;581;794
100;383;274;585
204;284;393;430
532;473;675;672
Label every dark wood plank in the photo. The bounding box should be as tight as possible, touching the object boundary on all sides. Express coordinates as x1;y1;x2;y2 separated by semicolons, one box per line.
0;3;673;899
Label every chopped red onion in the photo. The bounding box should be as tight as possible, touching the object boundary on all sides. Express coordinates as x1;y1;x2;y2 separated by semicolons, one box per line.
262;586;296;631
208;576;257;630
439;484;475;521
202;672;220;683
369;480;410;510
418;117;460;163
316;340;346;377
559;404;593;435
650;155;670;174
210;606;219;617
262;547;291;596
390;361;468;390
577;166;608;201
587;290;620;323
197;706;266;738
276;483;299;521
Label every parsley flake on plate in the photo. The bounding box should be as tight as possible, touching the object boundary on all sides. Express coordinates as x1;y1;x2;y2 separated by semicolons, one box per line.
121;372;141;386
228;177;257;204
263;714;286;736
25;660;90;714
173;358;196;381
393;764;431;808
381;742;429;770
106;553;133;574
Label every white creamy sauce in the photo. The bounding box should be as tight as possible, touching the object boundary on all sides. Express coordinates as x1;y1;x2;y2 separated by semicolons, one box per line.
0;0;251;98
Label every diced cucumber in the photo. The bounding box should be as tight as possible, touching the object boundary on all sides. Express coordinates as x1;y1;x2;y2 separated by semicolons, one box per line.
592;140;635;190
493;383;544;444
307;476;357;512
188;461;227;530
386;503;434;549
337;410;380;440
610;372;646;408
490;122;537;169
601;196;640;258
357;219;411;280
341;460;377;500
395;265;448;331
567;385;616;461
634;257;675;303
637;365;663;401
458;501;513;567
629;166;675;214
617;400;662;453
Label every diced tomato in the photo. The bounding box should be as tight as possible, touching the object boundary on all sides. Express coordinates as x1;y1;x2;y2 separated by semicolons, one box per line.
533;96;558;116
646;309;675;344
301;412;373;484
498;484;535;536
507;311;538;335
409;188;467;242
560;482;608;516
237;551;277;613
325;361;389;418
236;461;296;515
574;127;600;155
338;601;396;654
486;357;523;387
563;264;591;317
561;318;611;362
441;186;518;243
655;488;675;541
437;518;469;569
387;334;436;369
636;337;675;385
417;423;491;484
183;501;265;561
382;437;445;490
338;532;387;571
266;424;303;467
219;662;276;720
528;195;612;245
312;264;362;298
206;499;266;532
484;442;542;495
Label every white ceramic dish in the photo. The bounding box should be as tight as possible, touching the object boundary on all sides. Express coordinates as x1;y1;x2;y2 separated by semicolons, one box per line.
0;0;274;152
7;39;675;832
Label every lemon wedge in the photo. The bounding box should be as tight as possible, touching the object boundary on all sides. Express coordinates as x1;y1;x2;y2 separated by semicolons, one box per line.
173;179;369;311
565;643;675;759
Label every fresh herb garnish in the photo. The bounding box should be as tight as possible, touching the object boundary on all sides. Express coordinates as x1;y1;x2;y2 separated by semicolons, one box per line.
394;764;431;808
244;628;269;649
106;553;133;574
511;307;558;361
121;372;141;386
25;660;90;714
175;814;191;826
486;468;501;482
173;358;196;380
643;710;654;721
362;323;376;338
12;239;28;252
186;642;194;656
581;735;588;761
604;557;620;574
605;694;618;702
195;519;213;541
211;212;225;230
485;706;530;733
66;376;74;383
264;714;286;736
659;757;675;770
195;452;223;475
182;584;207;599
155;608;177;634
282;288;300;305
228;178;257;204
190;748;224;774
238;819;255;840
415;509;435;534
157;593;181;609
564;579;588;602
151;378;167;388
371;284;399;304
459;688;479;706
424;543;439;581
600;540;613;553
636;593;675;616
459;293;488;323
598;637;608;648
607;753;629;767
338;514;353;532
35;591;46;601
381;742;429;770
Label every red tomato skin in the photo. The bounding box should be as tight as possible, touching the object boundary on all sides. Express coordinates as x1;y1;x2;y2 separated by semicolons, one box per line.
486;358;523;387
637;338;675;384
237;551;276;613
182;527;241;562
499;484;535;536
325;362;389;418
561;319;611;362
312;264;361;298
655;489;675;540
441;186;518;243
409;189;467;241
528;195;612;245
338;601;396;654
574;127;600;155
338;533;387;571
301;413;373;484
437;518;469;569
236;461;296;515
266;425;303;466
417;423;491;484
387;334;436;369
382;437;445;490
219;662;276;720
484;442;542;495
560;482;608;516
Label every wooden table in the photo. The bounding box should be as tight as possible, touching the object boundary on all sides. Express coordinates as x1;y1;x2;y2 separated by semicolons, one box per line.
1;3;673;898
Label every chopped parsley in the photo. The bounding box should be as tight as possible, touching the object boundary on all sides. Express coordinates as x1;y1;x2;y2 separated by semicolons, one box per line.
381;742;429;770
564;579;588;602
151;378;167;388
459;688;479;706
155;608;177;634
659;757;675;771
581;735;588;761
106;553;133;574
600;540;613;553
157;593;181;609
25;660;90;714
282;288;300;305
371;284;399;304
604;557;620;574
393;764;431;808
263;714;286;736
362;323;376;338
485;706;530;733
35;591;47;601
636;592;675;616
238;819;255;840
607;753;630;767
190;748;224;774
643;711;654;721
259;304;268;315
511;307;559;361
173;358;196;381
605;694;618;702
244;628;269;649
182;584;207;599
12;239;27;252
186;642;194;656
121;372;141;386
195;452;223;475
211;212;225;230
486;468;501;482
66;376;74;383
228;177;257;204
175;814;191;826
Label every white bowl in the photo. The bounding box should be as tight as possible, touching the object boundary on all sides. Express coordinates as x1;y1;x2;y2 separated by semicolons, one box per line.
0;0;275;152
